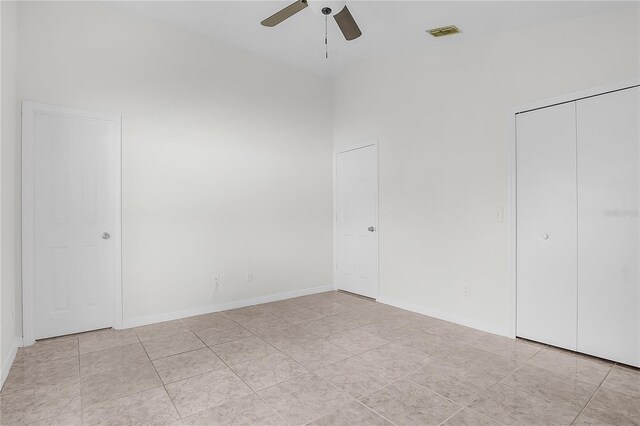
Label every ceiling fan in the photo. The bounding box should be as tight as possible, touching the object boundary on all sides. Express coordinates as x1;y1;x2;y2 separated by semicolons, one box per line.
261;0;362;41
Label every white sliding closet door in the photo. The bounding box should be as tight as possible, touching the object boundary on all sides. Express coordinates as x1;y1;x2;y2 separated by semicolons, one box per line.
516;102;578;350
577;87;640;366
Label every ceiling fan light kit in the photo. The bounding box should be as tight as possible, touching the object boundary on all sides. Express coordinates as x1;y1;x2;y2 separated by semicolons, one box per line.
309;0;346;16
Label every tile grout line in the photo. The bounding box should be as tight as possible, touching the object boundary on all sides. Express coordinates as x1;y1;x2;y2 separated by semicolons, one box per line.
436;406;466;426
495;345;614;409
80;334;132;420
344;316;613;423
295;360;405;426
26;335;82;425
214;295;410;425
156;298;464;424
294;376;357;426
78;332;166;423
398;337;540;424
146;344;210;363
188;321;292;426
352;399;401;426
361;374;467;425
75;335;85;424
135;328;184;423
475;345;618;425
146;323;292;391
218;358;292;425
464;406;509;426
488;344;541;391
568;362;615;425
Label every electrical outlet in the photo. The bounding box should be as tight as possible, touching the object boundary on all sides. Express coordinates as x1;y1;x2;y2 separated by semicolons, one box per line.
463;286;471;297
246;272;253;282
213;275;220;286
494;207;504;223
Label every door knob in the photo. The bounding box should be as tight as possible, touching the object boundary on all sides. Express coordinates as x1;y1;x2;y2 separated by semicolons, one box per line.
368;226;375;232
101;232;111;240
541;233;550;240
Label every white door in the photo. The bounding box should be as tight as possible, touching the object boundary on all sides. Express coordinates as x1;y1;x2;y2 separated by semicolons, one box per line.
577;87;640;366
516;102;578;351
335;144;378;299
23;102;121;341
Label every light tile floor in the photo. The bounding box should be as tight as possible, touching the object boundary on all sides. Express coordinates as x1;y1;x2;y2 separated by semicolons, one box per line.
1;290;638;425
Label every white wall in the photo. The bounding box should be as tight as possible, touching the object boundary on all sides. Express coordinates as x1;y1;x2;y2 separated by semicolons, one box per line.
1;0;22;381
16;1;334;325
333;7;640;335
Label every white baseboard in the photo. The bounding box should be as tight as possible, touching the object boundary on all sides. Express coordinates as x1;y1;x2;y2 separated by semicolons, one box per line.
377;296;512;338
1;337;22;388
121;284;335;329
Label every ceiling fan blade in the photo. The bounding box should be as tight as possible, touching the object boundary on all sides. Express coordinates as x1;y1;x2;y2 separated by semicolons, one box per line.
261;0;308;27
334;5;362;41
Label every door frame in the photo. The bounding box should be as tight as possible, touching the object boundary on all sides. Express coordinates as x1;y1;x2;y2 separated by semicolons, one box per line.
22;101;123;346
333;140;380;299
507;78;640;339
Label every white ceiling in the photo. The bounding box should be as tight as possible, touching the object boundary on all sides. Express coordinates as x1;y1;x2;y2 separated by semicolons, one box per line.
115;1;637;78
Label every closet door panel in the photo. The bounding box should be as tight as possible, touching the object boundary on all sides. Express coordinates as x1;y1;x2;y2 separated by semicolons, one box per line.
516;102;578;350
577;87;640;367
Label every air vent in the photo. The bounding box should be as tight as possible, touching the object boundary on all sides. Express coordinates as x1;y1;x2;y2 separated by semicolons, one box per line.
427;25;461;37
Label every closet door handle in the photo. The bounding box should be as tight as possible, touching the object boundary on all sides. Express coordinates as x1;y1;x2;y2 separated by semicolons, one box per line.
541;233;550;240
